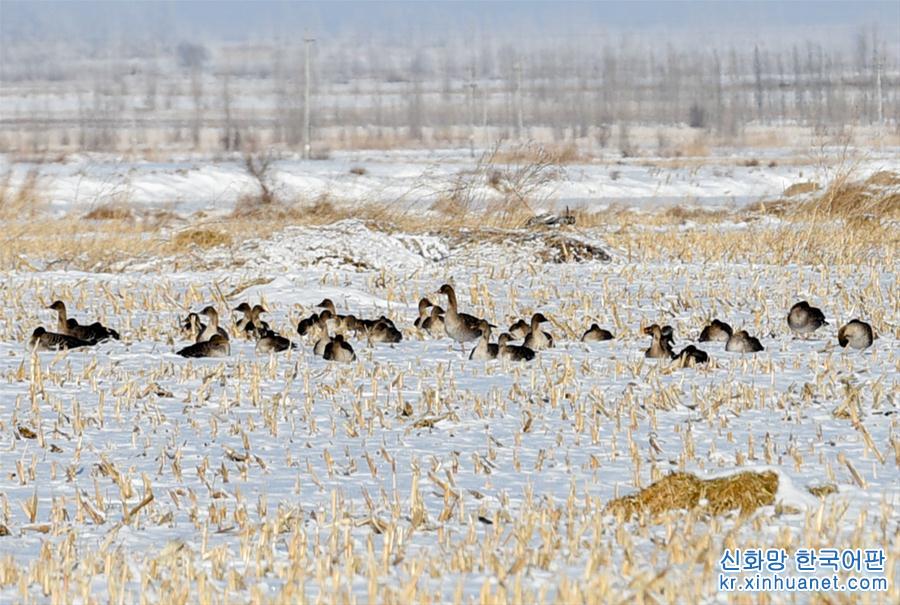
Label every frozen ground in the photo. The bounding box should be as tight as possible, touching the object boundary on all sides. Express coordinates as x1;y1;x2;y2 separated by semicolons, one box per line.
2;146;899;217
0;213;896;602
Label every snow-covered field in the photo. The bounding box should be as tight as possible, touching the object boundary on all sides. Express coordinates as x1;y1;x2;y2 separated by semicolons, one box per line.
0;150;897;603
3;146;898;217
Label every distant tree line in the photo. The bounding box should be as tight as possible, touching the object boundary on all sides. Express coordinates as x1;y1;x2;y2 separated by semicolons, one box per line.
0;27;896;153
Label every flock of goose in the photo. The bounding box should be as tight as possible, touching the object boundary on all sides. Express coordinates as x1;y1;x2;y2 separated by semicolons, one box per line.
28;289;876;365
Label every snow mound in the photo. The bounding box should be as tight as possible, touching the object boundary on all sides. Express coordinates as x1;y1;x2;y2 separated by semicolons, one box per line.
217;219;448;274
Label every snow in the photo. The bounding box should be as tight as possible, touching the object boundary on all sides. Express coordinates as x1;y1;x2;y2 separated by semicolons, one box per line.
0;154;897;603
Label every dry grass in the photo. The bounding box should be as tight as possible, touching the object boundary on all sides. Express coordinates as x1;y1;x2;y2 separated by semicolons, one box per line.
0;169;45;219
170;228;232;251
490;141;584;164
605;471;779;520
784;181;820;197
83;202;134;221
798;170;900;219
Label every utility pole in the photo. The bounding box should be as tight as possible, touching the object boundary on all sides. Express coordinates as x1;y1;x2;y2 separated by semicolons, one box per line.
468;80;477;157
874;53;883;126
514;62;524;139
303;37;315;159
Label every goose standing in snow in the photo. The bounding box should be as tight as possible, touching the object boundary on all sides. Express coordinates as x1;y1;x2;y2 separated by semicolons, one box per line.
28;327;92;352
436;284;485;354
837;319;874;350
787;301;828;336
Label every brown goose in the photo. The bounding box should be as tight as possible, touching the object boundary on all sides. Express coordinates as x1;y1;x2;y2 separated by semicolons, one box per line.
181;312;206;341
197;306;229;342
297;312;319;337
413;298;432;329
323;334;356;362
437;284;485;354
699;319;733;342
234;303;254;335
177;334;230;358
497;333;536;361
582;323;614;343
837;319;874;350
255;329;297;354
673;345;709;366
643;324;675;359
366;319;402;344
316;299;355;332
507;319;530;340
725;330;764;353
28;327;92;352
422;305;446;338
48;301;119;343
787;301;828;336
310;320;331;356
469;320;499;360
523;313;554;350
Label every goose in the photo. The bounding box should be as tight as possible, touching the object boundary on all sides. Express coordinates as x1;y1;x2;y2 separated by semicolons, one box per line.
366;319;403;344
673;345;709;366
643;324;675;359
582;323;614;343
256;329;297;354
523;313;554;350
234;303;254;335
507;319;530;340
28;327;92;352
316;299;354;331
323;334;356;362
311;322;331;357
725;330;765;353
787;301;828;336
177;334;230;358
413;298;432;329
497;333;536;361
197;306;229;342
422;305;446;338
699;319;733;342
48;300;119;343
837;319;874;350
182;312;206;341
436;284;485;354
469;320;499;360
246;304;271;338
297;312;319;337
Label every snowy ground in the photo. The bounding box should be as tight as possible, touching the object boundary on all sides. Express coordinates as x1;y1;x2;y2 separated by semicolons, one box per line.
0;152;897;602
2;146;899;217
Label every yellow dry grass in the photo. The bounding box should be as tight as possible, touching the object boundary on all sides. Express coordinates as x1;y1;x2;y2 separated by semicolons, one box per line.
605;471;780;520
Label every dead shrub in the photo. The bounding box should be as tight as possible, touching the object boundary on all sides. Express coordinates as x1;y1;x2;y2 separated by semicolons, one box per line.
605;470;779;520
84;203;134;221
171;228;231;250
784;181;820;197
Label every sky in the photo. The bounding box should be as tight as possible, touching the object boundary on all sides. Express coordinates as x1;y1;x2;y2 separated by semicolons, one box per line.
1;0;898;46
